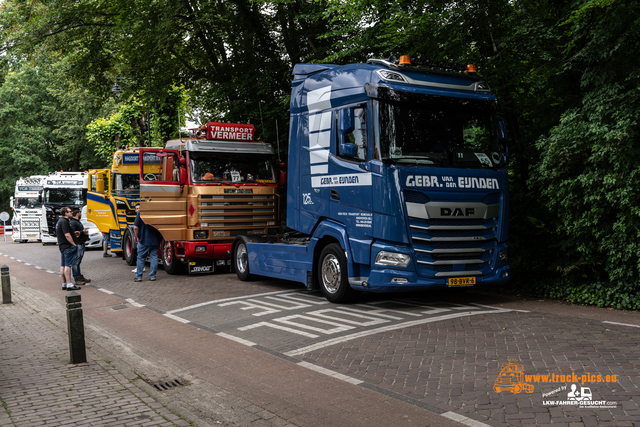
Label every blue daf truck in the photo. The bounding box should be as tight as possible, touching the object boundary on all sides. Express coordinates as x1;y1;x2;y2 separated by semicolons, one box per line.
232;56;510;303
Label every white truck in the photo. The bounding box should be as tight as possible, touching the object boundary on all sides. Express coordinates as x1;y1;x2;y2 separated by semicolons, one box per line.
40;171;89;244
9;176;47;243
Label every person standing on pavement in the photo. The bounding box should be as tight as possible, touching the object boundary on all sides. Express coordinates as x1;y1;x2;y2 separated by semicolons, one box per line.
70;209;91;285
56;207;80;291
133;204;162;282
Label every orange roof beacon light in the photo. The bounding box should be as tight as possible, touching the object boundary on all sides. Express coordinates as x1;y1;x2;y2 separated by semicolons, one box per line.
467;64;477;73
399;55;411;66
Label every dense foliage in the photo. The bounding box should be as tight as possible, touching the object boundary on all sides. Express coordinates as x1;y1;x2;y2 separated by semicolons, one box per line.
0;57;111;210
0;0;639;308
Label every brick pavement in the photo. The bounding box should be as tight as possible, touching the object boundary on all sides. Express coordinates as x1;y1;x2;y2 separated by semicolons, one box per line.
0;260;464;427
297;311;640;426
0;281;192;427
4;240;640;426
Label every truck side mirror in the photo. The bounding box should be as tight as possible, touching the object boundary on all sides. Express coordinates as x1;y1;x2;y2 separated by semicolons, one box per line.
180;167;187;185
94;175;105;194
9;197;14;209
338;109;358;158
38;191;43;204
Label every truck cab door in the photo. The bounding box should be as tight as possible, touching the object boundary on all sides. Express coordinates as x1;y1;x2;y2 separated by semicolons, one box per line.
87;169;114;235
296;111;332;233
139;148;186;241
330;106;373;247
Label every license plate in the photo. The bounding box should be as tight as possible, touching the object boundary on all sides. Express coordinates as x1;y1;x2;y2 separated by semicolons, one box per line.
188;261;215;274
448;277;476;287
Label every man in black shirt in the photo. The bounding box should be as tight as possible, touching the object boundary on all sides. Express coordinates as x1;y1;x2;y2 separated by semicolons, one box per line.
56;207;80;291
70;209;91;285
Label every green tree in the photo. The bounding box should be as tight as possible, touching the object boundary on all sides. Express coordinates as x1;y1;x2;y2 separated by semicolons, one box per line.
0;57;112;212
0;0;336;151
530;0;640;294
87;85;189;165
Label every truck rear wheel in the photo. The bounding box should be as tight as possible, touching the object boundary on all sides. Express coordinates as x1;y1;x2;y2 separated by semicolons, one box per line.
233;238;254;281
318;243;354;303
162;240;186;275
123;229;136;266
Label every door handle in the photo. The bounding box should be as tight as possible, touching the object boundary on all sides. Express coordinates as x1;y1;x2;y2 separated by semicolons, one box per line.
330;189;340;200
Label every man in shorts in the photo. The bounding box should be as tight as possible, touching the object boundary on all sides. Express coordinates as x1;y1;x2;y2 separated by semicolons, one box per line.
56;207;80;291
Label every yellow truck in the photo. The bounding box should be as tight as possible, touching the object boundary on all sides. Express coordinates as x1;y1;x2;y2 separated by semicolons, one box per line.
87;147;142;263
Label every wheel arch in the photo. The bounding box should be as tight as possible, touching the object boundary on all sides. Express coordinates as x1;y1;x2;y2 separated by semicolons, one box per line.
311;220;355;284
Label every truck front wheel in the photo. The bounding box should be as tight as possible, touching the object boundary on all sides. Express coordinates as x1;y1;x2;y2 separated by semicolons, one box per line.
233;238;254;281
318;243;354;303
162;240;186;275
123;229;136;266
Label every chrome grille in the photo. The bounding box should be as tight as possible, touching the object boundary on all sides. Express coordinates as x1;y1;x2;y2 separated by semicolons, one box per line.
198;193;278;236
20;218;41;231
406;192;501;278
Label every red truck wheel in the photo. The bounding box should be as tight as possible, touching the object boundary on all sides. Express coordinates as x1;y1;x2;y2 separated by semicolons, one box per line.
162;240;186;275
123;229;136;266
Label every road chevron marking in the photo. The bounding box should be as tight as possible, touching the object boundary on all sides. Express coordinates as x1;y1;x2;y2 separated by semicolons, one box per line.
165;290;295;315
284;308;513;357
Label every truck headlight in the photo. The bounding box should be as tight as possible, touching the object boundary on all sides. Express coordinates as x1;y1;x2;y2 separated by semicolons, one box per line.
194;230;208;239
374;251;411;267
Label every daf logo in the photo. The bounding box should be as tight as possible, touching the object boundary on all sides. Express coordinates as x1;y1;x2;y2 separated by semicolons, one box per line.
441;207;476;217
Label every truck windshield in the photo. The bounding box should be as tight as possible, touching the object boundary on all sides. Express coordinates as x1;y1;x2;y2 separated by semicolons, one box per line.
189;153;275;184
44;189;84;205
112;173;140;194
15;198;41;208
372;96;505;169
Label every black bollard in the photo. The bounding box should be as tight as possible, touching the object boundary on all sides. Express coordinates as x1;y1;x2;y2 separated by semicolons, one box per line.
1;265;10;304
65;291;87;364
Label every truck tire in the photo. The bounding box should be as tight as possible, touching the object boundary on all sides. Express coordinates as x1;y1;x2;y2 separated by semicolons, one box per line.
233;237;254;281
162;240;186;275
123;229;137;266
318;243;354;303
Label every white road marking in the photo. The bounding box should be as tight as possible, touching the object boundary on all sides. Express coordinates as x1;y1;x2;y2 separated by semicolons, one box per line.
602;320;640;328
284;308;512;356
216;332;257;347
166;290;295;314
442;411;491;427
297;361;363;385
163;313;191;324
